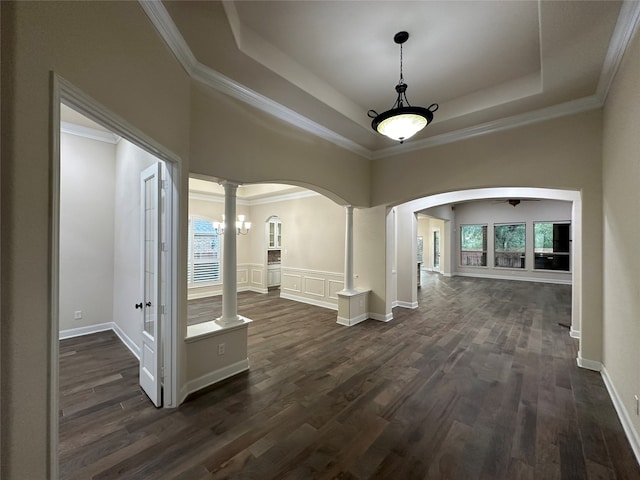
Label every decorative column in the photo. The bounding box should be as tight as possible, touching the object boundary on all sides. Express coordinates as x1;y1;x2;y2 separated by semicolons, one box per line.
343;205;356;293
337;205;370;327
218;181;241;326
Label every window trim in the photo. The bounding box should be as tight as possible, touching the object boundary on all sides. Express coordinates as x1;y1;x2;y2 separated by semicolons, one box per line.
494;222;526;269
460;223;488;267
533;220;571;272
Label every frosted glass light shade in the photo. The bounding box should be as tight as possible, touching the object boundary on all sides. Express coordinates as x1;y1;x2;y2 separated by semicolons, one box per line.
377;113;428;141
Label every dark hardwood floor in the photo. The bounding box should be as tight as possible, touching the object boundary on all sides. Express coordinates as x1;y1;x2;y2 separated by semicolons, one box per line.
59;275;640;479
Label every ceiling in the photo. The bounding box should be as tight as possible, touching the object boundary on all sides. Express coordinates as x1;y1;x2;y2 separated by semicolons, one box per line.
150;1;637;158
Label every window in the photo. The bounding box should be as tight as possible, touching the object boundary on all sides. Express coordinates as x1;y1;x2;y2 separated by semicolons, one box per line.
534;222;570;271
494;223;526;268
187;218;221;286
460;225;487;266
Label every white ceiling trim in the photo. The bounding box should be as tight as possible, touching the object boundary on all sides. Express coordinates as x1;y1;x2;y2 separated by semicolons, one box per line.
596;0;640;102
140;0;639;161
370;95;602;160
61;121;120;144
189;188;320;206
140;0;370;159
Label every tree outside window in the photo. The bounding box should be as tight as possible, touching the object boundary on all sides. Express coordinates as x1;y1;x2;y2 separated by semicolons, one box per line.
460;225;487;266
494;223;526;268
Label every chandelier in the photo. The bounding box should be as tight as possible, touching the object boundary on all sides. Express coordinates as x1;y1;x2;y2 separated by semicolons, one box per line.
368;31;438;143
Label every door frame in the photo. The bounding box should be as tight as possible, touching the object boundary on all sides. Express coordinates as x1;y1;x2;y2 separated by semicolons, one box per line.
50;74;181;476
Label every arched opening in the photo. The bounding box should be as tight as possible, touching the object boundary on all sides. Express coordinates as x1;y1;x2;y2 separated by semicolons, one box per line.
389;187;583;354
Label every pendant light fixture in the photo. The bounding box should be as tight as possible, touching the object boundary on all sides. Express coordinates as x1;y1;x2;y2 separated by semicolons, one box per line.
368;31;438;143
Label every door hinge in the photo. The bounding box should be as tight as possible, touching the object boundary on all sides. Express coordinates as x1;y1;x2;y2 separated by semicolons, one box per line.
160;304;166;315
161;241;167;252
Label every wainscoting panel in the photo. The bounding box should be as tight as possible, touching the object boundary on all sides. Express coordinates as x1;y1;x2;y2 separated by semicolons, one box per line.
328;280;344;300
303;276;325;297
280;267;343;310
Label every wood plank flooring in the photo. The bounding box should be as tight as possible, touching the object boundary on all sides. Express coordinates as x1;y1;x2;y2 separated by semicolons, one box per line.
59;275;640;479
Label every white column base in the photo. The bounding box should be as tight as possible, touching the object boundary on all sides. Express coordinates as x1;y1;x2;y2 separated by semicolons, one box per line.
215;314;250;329
337;289;370;327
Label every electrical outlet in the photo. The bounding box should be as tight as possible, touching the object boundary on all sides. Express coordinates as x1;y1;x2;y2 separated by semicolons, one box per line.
74;310;83;320
218;343;225;356
635;395;639;416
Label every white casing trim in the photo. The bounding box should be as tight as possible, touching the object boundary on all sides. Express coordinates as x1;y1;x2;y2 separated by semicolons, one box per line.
455;272;572;285
601;366;640;466
336;313;368;327
182;359;250;401
59;322;140;360
570;328;580;339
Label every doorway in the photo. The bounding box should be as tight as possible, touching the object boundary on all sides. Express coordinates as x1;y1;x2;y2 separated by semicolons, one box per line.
433;229;441;271
52;76;181;475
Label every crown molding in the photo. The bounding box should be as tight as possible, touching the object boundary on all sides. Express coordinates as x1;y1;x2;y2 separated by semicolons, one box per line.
61;121;120;144
189;189;320;206
596;0;640;103
140;0;638;161
139;1;197;75
189;62;372;159
370;95;603;160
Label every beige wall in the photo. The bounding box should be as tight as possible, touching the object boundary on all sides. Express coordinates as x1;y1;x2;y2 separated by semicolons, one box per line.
189;83;370;207
59;133;116;331
1;3;191;477
602;25;640;442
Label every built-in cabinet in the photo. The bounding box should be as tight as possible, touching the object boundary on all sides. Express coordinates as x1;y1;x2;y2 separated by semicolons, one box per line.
267;217;282;287
268;218;282;249
267;264;281;287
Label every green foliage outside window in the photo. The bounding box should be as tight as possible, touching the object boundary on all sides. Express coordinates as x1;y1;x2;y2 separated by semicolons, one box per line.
494;224;526;252
461;225;487;251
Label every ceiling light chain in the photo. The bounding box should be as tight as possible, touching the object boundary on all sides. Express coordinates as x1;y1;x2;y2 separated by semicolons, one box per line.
368;31;438;144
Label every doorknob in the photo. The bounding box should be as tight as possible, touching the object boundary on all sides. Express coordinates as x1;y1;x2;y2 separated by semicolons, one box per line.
146;301;152;307
135;302;143;309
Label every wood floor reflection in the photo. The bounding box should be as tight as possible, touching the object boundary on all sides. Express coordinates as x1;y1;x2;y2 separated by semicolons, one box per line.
59;275;639;479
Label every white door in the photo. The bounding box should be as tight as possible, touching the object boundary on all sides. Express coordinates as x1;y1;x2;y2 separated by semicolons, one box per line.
139;163;162;407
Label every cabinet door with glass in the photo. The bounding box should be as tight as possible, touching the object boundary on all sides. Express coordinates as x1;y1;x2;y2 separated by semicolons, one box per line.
268;219;282;249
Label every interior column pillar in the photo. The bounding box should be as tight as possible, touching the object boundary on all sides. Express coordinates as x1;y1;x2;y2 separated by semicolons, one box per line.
344;205;356;293
218;181;241;326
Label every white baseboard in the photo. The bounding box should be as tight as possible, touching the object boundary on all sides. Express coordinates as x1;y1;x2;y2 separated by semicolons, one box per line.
391;300;399;308
245;286;268;294
601;367;640;466
396;301;418;309
280;292;338;311
370;312;393;322
454;272;572;285
59;322;140;360
183;358;250;399
112;322;141;360
576;354;603;372
570;328;580;339
336;313;368;327
59;322;113;339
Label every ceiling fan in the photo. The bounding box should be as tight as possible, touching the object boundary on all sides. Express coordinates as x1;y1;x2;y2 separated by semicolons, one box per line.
494;198;541;207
